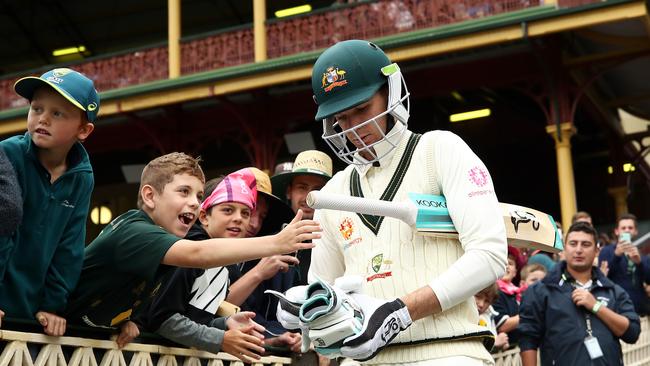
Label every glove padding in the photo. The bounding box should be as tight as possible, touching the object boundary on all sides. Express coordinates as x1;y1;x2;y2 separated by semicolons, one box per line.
340;293;413;362
266;285;312;353
299;280;363;357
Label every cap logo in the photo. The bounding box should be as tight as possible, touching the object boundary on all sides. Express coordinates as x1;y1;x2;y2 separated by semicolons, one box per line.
87;102;98;111
46;76;64;84
322;67;347;92
52;68;73;77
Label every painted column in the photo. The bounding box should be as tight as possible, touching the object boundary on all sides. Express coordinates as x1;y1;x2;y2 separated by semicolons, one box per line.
253;0;267;62
546;122;577;230
168;0;181;78
608;186;628;218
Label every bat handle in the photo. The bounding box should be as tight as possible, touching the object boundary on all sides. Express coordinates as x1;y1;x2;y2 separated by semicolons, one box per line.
307;191;416;226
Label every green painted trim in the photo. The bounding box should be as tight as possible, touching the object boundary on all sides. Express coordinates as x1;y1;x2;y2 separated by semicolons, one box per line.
349;133;421;234
0;107;28;120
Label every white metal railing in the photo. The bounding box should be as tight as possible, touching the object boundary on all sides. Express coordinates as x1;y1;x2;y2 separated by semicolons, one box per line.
493;315;650;365
0;329;291;366
2;316;649;366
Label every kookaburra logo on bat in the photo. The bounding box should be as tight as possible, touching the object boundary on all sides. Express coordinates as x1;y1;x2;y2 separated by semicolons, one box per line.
510;210;540;233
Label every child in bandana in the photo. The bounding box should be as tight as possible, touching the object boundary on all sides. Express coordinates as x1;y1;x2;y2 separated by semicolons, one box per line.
493;246;525;346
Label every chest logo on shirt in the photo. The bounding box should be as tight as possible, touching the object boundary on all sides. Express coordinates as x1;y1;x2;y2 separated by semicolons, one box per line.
339;217;354;240
367;254;393;282
60;199;75;208
596;296;610;308
340;217;363;250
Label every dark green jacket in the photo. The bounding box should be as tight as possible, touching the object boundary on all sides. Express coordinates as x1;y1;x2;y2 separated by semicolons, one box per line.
0;132;93;317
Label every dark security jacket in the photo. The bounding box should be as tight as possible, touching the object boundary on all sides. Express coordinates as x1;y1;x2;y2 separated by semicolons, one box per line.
519;261;640;366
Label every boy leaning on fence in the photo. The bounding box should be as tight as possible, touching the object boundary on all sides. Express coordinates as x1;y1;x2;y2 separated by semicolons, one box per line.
0;68;98;336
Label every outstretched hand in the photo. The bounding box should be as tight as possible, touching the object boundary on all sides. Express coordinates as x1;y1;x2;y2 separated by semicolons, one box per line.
36;311;67;336
273;210;321;254
222;324;265;362
227;311;265;339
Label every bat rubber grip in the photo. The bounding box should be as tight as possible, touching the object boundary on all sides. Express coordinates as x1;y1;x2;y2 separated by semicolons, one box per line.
307;191;415;226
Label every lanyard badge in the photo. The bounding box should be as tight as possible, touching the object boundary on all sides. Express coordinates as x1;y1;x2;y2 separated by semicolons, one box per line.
584;314;604;359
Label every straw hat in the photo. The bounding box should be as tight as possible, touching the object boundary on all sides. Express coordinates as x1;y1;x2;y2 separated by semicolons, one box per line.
248;167;295;236
270;150;333;199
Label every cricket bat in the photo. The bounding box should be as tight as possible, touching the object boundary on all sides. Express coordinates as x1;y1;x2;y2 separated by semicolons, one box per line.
306;191;563;253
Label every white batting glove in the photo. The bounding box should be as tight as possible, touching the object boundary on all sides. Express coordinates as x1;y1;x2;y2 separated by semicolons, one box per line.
266;285;313;352
299;279;363;358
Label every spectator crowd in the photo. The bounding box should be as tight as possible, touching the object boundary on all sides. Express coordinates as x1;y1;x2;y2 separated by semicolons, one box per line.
0;42;648;366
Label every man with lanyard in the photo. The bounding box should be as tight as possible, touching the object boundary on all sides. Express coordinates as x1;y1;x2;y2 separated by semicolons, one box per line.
519;222;640;365
306;40;507;365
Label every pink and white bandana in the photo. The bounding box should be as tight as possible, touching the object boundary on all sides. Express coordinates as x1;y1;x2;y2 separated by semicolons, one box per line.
201;168;257;212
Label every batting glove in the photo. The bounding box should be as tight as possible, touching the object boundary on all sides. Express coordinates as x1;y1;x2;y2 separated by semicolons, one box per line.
299;279;363;357
340;293;412;361
266;285;313;352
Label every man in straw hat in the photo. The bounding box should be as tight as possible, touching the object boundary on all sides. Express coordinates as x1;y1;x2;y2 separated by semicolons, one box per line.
303;40;507;364
271;150;333;286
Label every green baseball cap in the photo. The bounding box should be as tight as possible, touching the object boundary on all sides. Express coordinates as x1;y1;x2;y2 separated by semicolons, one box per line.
312;40;391;120
14;68;100;122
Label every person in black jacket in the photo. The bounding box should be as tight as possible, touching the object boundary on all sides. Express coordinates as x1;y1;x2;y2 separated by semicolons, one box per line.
0;147;22;237
519;222;640;366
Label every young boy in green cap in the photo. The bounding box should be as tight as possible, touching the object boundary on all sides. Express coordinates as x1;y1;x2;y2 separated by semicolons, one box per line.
0;68;99;336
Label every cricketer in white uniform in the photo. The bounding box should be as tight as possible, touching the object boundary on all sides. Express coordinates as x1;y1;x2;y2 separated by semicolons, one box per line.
307;40;508;365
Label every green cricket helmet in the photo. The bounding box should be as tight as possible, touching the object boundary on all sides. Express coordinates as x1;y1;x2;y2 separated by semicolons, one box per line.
311;40;410;165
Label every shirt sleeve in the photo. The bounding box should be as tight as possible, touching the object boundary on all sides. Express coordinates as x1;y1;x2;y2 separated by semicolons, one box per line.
0;147;22;237
308;201;345;285
156;312;225;354
614;284;641;344
518;283;546;351
427;131;507;310
115;220;180;281
41;173;93;313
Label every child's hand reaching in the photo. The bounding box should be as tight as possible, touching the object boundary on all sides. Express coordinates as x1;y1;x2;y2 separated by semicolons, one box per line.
273;210;321;254
226;311;265;339
222;324;266;362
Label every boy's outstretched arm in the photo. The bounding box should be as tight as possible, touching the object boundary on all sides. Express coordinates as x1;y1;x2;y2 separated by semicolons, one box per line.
163;210;320;268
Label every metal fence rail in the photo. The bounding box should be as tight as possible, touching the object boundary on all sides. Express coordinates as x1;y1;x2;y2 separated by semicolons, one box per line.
0;329;291;366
